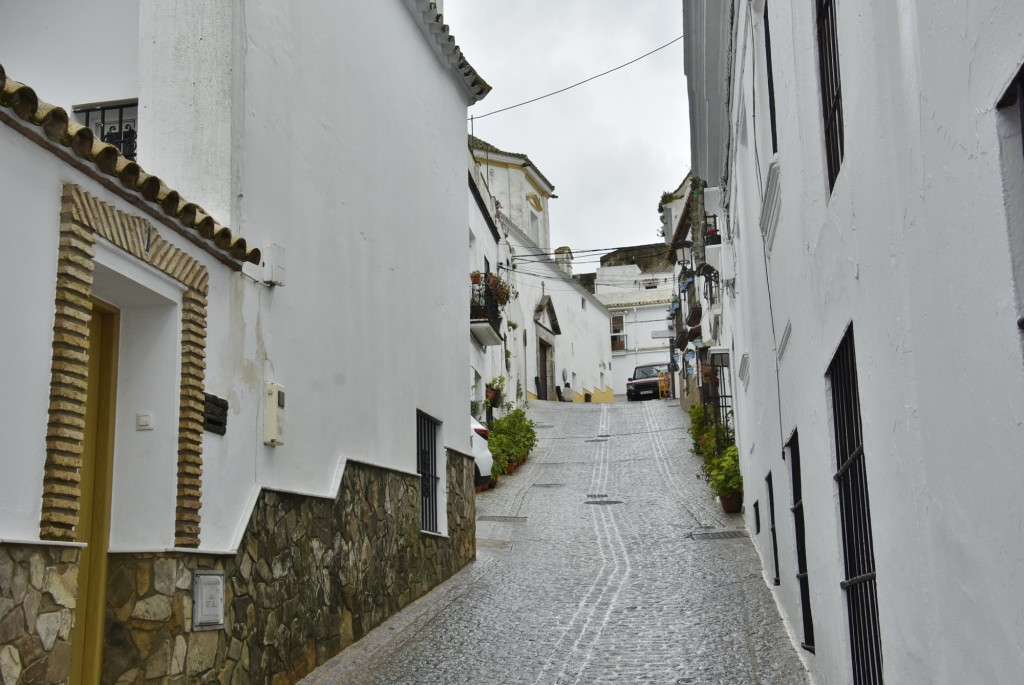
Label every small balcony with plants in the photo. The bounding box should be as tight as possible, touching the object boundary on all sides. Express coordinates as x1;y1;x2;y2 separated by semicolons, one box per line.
470;270;505;346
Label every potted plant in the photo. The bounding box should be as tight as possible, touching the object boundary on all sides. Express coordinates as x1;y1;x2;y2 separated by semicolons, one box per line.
707;445;743;513
470;270;482;285
487;273;515;305
486;375;506;402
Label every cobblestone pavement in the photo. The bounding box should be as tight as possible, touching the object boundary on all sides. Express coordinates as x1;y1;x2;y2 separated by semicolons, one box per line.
304;400;810;685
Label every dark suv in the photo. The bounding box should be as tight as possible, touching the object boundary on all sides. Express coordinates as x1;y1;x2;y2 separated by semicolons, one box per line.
626;363;669;401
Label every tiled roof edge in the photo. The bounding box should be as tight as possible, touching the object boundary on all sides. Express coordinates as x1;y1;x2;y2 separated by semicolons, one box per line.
408;1;491;104
469;134;555;192
0;63;260;266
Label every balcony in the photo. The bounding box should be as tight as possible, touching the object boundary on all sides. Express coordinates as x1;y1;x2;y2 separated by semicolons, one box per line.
470;283;503;346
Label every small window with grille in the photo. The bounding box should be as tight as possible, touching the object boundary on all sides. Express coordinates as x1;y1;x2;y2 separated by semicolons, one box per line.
763;1;778;154
816;0;844;190
416;411;441;533
73;99;139;161
766;471;780;586
787;431;815;652
828;326;882;684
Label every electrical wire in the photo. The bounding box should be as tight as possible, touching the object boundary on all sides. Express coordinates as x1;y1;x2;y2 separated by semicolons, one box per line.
470;35;684;121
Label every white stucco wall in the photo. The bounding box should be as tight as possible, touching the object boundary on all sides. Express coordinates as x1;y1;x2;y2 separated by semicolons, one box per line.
0;121;263;551
505;226;612;402
481;161;552;250
595;264;675;395
693;0;1024;682
5;0;480;547
468;159;508;413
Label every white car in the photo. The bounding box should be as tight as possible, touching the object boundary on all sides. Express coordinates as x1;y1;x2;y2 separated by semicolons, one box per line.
471;416;495;489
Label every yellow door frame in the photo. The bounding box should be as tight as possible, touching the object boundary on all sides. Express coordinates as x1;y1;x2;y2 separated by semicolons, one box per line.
69;300;119;685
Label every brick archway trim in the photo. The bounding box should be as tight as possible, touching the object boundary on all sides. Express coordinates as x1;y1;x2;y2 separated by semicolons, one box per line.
40;184;208;547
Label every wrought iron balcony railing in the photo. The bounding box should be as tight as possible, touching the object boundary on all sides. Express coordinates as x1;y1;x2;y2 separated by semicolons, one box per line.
470;283;502;344
74;100;138;161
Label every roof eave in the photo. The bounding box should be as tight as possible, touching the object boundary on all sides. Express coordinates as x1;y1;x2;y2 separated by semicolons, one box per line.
404;0;491;104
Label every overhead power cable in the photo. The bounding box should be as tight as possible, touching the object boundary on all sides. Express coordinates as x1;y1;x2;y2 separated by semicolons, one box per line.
469;34;684;121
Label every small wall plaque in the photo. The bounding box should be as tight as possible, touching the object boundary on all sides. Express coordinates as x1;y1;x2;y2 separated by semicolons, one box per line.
192;570;225;631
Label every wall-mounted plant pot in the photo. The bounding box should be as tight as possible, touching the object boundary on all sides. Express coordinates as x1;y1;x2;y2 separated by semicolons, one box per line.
719;493;742;513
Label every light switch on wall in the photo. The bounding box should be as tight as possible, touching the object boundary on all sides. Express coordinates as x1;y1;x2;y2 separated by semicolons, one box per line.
135;412;154;431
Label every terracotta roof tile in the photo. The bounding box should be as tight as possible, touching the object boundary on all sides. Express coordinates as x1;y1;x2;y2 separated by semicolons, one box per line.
410;1;491;103
0;63;260;266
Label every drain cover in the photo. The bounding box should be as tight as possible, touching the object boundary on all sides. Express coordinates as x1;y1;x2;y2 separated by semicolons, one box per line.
584;438;608;443
531;483;565;488
534;423;554;428
477;538;513;551
690;530;747;540
478;516;528;523
586;494;608;498
584;500;623;505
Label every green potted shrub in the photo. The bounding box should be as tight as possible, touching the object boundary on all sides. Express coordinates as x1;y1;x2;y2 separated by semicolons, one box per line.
707;445;743;513
488;408;537;474
486;375;506;403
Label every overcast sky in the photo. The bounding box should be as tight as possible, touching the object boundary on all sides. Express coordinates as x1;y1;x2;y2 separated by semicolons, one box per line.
444;1;691;273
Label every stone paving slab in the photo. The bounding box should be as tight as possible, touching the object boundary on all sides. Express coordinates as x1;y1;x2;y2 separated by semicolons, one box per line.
303;399;810;685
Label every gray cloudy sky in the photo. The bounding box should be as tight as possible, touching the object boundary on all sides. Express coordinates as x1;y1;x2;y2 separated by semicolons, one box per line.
444;1;691;273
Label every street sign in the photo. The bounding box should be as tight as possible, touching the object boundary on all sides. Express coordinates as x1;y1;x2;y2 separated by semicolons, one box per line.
651;330;675;339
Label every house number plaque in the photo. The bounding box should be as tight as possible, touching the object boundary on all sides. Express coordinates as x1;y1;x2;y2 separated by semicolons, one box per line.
192;569;225;631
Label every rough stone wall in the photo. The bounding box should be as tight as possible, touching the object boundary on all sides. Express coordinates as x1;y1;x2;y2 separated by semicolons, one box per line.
0;544;81;685
103;451;475;684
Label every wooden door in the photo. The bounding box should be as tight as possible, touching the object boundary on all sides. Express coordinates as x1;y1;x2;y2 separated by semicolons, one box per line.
69;301;119;685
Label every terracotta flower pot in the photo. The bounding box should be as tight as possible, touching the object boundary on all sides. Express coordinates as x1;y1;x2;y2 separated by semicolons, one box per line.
719;492;743;513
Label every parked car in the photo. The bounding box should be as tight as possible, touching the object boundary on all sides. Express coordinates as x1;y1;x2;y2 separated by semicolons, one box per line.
626;363;669;401
471;416;495;489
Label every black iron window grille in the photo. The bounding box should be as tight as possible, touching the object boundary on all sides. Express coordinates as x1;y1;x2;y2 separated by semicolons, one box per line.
817;0;844;190
764;1;779;154
828;326;882;684
788;431;815;652
699;349;733;432
74;100;138;161
766;471;781;586
416;411;440;533
470;282;502;335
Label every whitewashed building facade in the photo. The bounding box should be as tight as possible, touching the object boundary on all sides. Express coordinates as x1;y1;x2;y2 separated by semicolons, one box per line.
0;1;488;682
592;244;676;396
684;0;1024;683
469;136;614;403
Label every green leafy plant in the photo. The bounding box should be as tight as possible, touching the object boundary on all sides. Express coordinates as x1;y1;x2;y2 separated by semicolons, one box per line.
487;273;517;305
688;404;708;452
706;445;743;497
488;408;537;475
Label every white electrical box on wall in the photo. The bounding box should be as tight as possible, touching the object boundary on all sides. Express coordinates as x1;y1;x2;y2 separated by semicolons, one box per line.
264;382;285;446
262;243;286;286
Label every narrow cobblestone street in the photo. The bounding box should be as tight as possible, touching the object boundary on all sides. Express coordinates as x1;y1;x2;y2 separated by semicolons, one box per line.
303;400;809;685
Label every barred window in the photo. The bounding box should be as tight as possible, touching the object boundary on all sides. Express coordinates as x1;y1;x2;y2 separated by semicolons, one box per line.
416;411;440;533
764;1;778;153
787;431;815;652
828;326;882;683
817;0;844;190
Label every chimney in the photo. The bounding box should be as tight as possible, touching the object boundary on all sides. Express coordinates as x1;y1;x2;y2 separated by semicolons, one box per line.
553;246;574;276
